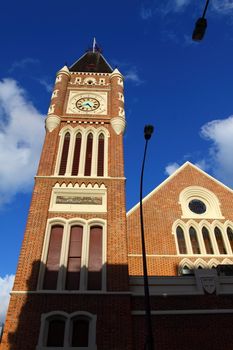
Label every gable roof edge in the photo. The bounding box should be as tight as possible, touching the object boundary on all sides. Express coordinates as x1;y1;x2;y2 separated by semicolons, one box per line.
127;161;233;217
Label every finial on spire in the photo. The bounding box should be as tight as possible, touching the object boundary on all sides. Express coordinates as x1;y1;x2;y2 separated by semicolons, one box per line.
92;37;102;53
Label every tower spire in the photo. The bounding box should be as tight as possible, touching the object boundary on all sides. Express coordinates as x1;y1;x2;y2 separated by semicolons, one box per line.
92;37;96;53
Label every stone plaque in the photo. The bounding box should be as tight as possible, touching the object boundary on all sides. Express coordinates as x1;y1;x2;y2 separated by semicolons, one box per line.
56;195;102;205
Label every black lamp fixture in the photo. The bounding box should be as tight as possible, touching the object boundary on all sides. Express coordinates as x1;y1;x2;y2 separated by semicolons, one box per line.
140;124;154;350
192;0;210;41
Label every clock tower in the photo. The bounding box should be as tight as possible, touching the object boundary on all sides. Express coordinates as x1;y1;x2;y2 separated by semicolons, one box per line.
1;46;132;350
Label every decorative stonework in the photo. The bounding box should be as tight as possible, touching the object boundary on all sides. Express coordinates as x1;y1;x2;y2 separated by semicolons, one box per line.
118;106;125;117
179;186;224;219
110;116;126;135
49;183;107;213
48;104;55;115
45;115;61;132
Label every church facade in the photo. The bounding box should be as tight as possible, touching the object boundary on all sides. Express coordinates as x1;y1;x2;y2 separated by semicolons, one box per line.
1;48;233;350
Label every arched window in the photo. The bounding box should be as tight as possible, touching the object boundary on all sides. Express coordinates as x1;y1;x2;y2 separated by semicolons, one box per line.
227;227;233;252
88;226;103;290
97;133;105;176
46;316;66;347
43;225;63;290
71;317;90;347
66;226;83;290
84;133;93;176
176;226;187;254
71;133;82;176
59;132;70;175
189;226;200;254
37;312;97;350
215;227;227;254
202;227;214;254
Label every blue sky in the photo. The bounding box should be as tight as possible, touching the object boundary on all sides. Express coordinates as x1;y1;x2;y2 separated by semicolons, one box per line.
1;0;233;321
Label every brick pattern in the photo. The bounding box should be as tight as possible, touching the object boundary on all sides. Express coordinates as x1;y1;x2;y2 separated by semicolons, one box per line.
127;164;233;276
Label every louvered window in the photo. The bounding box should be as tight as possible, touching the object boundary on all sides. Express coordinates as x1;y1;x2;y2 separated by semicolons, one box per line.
84;133;93;176
176;226;187;254
43;225;63;290
66;226;83;290
97;133;104;176
46;318;65;347
214;227;227;254
71;133;82;176
59;132;70;175
202;227;214;254
72;318;89;347
189;226;200;254
87;226;102;290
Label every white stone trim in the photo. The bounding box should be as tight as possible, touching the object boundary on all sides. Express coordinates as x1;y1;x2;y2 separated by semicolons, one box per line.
54;126;109;177
54;125;110;178
178;257;233;272
66;90;108;115
173;219;233;256
49;183;107;213
132;309;233;315
127;161;233;216
179;186;224;219
37;218;107;291
36;311;97;350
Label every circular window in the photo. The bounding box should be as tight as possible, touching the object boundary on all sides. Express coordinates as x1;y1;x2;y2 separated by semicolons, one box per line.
188;199;206;214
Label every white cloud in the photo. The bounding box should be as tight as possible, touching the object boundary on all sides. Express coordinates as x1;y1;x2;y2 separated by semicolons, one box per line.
200;116;233;186
0;79;44;206
0;275;15;323
165;162;180;175
37;78;53;93
212;0;233;13
124;69;143;85
140;5;153;20
9;58;39;73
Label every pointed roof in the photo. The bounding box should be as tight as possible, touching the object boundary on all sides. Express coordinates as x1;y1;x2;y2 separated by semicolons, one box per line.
69;50;113;73
127;161;233;216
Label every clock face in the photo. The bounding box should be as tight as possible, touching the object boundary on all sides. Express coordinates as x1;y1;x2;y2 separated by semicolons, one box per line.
76;97;100;111
67;91;107;115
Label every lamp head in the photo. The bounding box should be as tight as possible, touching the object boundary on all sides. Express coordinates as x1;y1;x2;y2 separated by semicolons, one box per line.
144;125;154;140
192;17;207;41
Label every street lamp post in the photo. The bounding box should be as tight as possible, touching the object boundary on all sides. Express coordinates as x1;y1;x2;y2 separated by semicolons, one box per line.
140;125;154;350
192;0;210;41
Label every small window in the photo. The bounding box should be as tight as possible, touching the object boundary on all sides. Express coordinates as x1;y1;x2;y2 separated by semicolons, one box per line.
72;318;89;347
215;227;227;254
59;132;70;175
72;133;82;176
176;226;187;254
189;199;206;214
202;227;214;254
46;318;65;347
227;227;233;252
189;227;200;254
88;226;103;290
97;133;104;177
84;133;93;176
43;225;63;290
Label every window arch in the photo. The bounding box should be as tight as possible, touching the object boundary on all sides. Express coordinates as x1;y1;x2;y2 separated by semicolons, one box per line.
84;133;93;176
202;227;214;254
97;133;104;176
227;227;233;252
38;218;106;291
56;127;109;177
176;226;187;254
179;186;224;219
59;132;70;175
37;311;97;350
43;225;64;290
71;133;82;176
173;219;233;256
214;227;227;254
189;226;200;254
